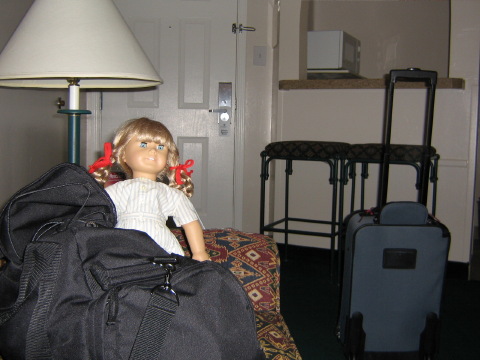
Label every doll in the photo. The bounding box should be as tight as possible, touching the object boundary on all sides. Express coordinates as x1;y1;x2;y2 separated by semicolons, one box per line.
89;117;209;261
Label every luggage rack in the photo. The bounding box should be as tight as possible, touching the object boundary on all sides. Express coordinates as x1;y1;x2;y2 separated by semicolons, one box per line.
342;143;439;216
260;141;440;280
335;143;440;283
260;141;349;277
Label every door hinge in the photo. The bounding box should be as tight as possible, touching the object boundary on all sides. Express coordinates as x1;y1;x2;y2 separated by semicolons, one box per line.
232;23;256;34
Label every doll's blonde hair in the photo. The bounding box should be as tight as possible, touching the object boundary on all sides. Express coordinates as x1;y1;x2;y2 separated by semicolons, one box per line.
91;117;194;197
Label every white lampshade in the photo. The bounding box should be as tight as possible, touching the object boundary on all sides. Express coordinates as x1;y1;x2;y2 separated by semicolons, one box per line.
0;0;162;164
0;0;162;88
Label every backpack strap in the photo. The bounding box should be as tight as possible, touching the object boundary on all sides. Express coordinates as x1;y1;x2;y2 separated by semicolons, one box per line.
24;243;62;359
129;287;178;360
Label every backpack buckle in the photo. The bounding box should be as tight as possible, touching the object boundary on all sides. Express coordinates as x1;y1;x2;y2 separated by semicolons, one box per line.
151;257;179;303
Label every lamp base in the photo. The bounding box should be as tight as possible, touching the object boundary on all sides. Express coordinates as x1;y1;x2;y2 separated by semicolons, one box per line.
58;109;92;164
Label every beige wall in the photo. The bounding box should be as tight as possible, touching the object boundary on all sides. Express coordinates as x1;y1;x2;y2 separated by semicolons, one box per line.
273;0;480;263
280;0;450;80
305;0;450;78
279;0;305;80
0;0;68;207
451;1;480;256
1;0;476;259
277;87;471;261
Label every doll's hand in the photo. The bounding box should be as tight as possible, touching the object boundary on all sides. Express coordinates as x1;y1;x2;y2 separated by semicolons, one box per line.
192;250;211;262
182;221;209;261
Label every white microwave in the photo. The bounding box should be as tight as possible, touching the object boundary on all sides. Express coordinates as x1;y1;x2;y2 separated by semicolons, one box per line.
307;30;361;77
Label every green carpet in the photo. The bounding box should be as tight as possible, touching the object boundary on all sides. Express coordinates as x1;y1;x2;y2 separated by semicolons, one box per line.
278;244;480;360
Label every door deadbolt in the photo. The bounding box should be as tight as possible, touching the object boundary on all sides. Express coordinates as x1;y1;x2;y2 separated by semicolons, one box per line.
209;82;232;136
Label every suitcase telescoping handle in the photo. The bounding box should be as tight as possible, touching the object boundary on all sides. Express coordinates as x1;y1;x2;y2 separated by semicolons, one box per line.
378;68;438;208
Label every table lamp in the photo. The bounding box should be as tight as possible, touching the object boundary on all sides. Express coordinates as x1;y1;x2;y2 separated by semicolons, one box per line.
0;0;163;164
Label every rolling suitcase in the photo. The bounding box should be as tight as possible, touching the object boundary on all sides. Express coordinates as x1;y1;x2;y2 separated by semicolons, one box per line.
337;69;451;360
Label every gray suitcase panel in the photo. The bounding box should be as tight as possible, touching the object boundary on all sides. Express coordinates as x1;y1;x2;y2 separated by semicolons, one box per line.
351;225;449;352
338;203;450;355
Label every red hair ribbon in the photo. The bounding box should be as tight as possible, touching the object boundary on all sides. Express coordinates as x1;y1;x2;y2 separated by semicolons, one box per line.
88;142;113;174
169;159;194;185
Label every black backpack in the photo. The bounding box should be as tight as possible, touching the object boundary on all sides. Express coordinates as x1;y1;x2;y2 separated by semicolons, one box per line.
0;163;265;360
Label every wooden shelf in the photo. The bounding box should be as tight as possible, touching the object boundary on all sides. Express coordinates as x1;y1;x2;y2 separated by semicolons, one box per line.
279;78;465;90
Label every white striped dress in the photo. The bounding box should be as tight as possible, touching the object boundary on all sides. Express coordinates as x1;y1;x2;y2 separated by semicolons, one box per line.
105;177;200;255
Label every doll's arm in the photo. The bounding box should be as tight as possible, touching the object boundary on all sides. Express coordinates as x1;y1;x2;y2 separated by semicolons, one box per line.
182;220;210;261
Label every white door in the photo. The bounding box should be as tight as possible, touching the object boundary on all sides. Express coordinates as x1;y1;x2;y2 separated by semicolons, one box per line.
92;0;242;229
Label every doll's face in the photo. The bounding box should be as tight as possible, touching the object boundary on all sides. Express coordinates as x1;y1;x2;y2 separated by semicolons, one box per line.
122;136;168;180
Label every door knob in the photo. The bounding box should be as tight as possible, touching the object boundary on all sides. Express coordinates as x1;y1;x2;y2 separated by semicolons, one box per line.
209;108;230;122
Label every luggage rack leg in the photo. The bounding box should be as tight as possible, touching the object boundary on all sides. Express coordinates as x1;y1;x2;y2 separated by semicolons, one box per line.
260;155;342;276
346;157;439;215
284;159;292;259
